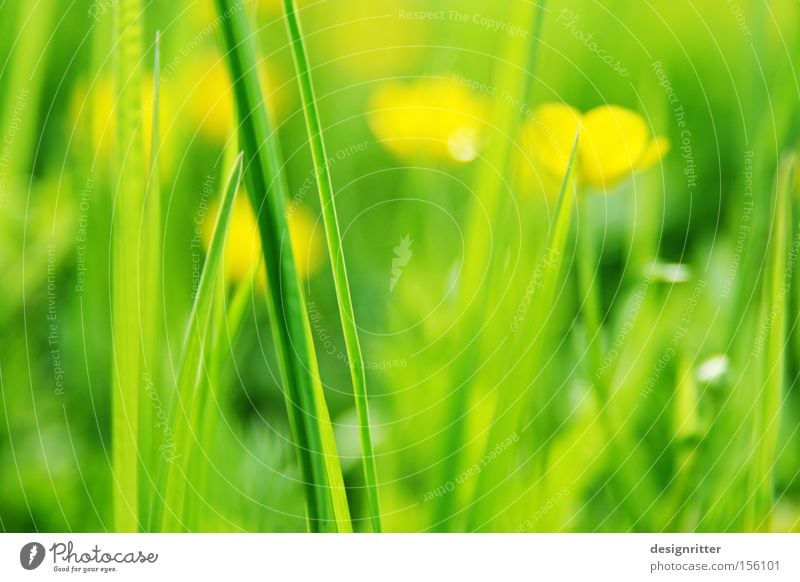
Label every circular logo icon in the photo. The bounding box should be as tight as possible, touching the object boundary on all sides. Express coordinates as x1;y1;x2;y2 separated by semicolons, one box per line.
19;542;45;570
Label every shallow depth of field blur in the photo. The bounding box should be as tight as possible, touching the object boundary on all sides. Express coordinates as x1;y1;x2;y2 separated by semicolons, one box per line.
1;0;799;532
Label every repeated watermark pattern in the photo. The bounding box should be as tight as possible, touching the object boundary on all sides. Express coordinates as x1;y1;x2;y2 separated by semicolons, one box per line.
510;247;560;333
423;432;519;502
191;175;215;300
556;9;630;77
722;150;755;299
390;235;413;292
307;301;407;370
653;61;697;193
750;229;800;359
286;141;369;219
47;241;65;396
398;10;528;39
596;276;653;379
0;88;30;209
513;487;571;532
75;178;94;295
143;372;179;463
641;279;708;398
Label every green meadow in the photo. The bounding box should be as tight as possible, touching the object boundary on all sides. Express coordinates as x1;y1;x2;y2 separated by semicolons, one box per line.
0;0;798;532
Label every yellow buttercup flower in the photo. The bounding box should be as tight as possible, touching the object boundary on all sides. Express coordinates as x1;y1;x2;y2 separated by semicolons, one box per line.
70;73;170;163
182;53;288;143
368;78;487;163
202;195;323;284
524;103;670;189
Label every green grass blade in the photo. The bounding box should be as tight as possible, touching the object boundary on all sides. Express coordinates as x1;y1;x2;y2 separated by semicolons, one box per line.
111;0;144;533
434;1;548;529
141;31;162;531
282;0;381;533
746;153;796;530
467;128;580;530
214;0;351;532
0;0;53;180
457;0;547;305
160;153;244;531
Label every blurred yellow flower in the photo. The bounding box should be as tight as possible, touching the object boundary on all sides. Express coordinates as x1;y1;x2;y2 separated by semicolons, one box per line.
524;103;670;189
182;52;288;143
191;0;284;28
202;195;323;284
70;73;168;163
368;78;487;163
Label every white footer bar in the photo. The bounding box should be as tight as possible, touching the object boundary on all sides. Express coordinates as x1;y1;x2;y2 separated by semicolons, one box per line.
1;534;797;581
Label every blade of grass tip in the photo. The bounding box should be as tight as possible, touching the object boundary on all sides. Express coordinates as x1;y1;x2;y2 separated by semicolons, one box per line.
746;153;796;531
141;30;162;532
214;0;351;532
159;153;244;532
111;0;145;533
282;0;381;533
467;127;580;531
188;144;251;530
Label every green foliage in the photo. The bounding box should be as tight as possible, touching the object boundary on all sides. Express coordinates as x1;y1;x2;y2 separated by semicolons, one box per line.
0;0;798;534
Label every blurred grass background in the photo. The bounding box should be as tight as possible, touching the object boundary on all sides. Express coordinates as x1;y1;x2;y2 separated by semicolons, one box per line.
0;0;799;532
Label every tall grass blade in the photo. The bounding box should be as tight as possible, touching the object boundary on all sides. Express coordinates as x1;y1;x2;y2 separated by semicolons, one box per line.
0;0;54;180
467;128;580;530
457;0;547;303
214;0;351;532
282;0;381;532
141;31;162;530
111;0;144;532
160;153;244;531
435;1;547;529
746;153;796;530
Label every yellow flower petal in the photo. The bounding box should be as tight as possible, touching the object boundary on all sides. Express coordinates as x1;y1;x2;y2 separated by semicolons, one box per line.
287;204;324;280
202;195;262;284
183;56;236;143
636;136;671;172
202;196;323;285
579;105;649;188
70;73;168;162
182;53;288;143
526;102;582;179
368;78;486;163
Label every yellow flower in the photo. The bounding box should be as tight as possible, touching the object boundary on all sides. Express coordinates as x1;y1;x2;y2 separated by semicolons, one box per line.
202;195;323;284
367;78;487;163
182;53;288;143
524;103;670;189
70;73;170;164
191;0;284;28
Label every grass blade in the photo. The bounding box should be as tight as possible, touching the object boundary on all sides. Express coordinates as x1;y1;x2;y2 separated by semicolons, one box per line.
111;0;144;532
467;128;580;530
160;153;244;531
434;1;548;529
746;153;796;530
214;0;351;532
282;0;381;532
457;0;547;304
141;31;162;531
